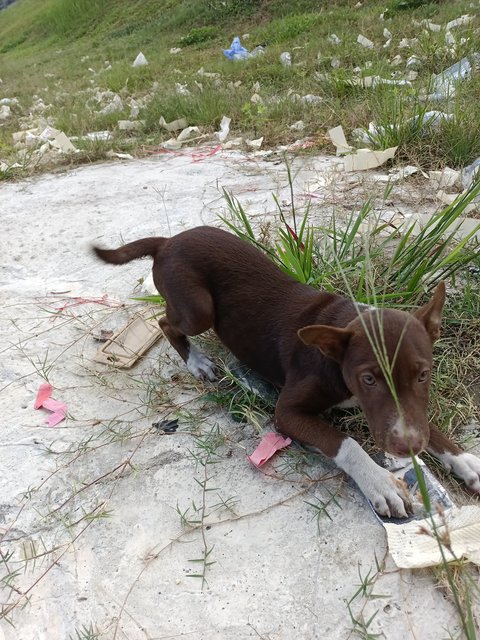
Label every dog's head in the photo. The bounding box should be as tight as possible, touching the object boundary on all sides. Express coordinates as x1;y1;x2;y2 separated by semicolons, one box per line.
298;283;446;456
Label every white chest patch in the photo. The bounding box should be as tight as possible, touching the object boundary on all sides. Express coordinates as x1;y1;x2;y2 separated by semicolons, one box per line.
334;396;360;409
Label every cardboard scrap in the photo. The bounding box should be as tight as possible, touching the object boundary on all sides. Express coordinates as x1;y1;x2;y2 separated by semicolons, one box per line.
248;432;292;467
328;126;352;154
246;137;264;150
436;190;478;214
223;137;243;149
177;126;201;142
385;506;480;568
429;167;460;190
159;116;188;132
34;383;67;427
94;306;164;368
343;146;397;172
106;151;134;160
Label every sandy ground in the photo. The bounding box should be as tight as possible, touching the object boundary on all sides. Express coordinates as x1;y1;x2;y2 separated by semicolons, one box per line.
0;147;473;639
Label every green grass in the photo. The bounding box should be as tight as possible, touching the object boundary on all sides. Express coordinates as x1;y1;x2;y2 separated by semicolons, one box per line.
1;0;480;175
220;175;480;432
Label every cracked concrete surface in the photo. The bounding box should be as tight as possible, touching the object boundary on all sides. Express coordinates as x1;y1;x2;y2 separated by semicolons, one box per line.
0;148;468;639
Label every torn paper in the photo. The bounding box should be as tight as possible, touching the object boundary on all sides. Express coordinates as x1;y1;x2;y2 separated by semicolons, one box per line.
343;147;397;172
39;127;77;153
357;34;374;49
248;432;292;467
85;130;112;141
177;126;201;142
159;116;188;132
328;126;353;154
446;14;472;30
372;165;418;183
246;137;263;150
385;506;480;568
106;151;134;160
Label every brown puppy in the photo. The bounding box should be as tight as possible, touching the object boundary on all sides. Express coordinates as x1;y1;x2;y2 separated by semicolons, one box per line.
93;226;480;517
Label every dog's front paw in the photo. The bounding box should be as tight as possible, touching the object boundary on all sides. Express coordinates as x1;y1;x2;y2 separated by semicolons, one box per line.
186;346;216;382
335;438;412;518
361;469;412;518
440;451;480;493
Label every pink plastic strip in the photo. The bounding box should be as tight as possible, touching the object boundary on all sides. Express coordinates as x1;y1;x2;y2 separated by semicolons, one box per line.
247;432;292;467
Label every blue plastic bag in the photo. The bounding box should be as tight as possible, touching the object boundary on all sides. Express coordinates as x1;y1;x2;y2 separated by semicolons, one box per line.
223;36;250;61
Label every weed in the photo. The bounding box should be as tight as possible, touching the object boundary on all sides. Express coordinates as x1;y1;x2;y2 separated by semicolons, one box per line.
69;624;100;640
365;91;436;150
176;425;237;588
222;174;480;303
304;488;342;527
345;556;389;640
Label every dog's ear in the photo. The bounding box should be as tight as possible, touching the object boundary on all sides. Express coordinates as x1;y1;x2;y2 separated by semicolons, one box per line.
413;281;446;343
298;325;353;362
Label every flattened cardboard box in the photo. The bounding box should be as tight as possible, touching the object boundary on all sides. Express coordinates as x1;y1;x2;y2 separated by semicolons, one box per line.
94;306;164;368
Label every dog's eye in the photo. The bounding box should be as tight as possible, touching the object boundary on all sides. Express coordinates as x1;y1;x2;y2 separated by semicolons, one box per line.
362;374;376;386
418;369;430;383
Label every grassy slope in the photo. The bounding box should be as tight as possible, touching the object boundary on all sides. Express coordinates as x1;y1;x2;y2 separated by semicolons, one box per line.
0;0;479;172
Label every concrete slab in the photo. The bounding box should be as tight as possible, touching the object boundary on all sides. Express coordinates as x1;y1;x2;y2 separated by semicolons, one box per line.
0;149;468;639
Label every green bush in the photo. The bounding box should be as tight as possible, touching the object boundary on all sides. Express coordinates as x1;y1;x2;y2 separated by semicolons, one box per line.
180;26;218;46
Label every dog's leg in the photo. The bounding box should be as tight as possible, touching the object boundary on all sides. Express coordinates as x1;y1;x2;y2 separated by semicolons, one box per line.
276;380;412;518
155;275;216;381
428;424;480;493
159;316;216;381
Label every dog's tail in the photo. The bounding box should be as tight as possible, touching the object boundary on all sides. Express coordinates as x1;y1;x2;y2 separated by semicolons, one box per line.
92;237;167;265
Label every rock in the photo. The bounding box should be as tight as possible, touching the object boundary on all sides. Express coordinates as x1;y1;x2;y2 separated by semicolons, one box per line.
0;104;11;120
290;121;305;131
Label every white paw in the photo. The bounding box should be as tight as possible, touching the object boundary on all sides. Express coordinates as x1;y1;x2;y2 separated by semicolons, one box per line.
362;470;411;518
439;451;480;493
186;346;216;382
334;438;411;518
